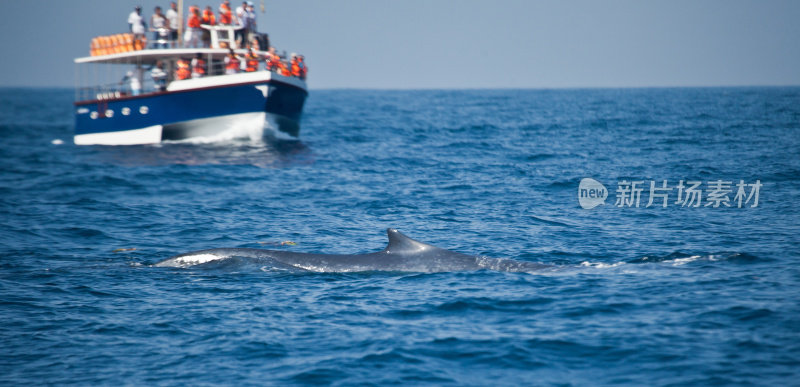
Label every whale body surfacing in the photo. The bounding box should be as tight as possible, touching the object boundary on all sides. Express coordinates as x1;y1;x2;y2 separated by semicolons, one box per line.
155;228;549;273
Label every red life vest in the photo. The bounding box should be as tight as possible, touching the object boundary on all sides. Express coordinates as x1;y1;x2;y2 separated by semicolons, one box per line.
202;10;216;25
219;4;232;24
266;55;281;71
279;63;290;76
226;55;240;71
290;59;301;77
246;55;259;72
188;14;201;28
193;58;206;75
176;60;191;80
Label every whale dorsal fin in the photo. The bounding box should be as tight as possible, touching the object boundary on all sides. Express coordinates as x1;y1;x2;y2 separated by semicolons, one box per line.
384;228;435;253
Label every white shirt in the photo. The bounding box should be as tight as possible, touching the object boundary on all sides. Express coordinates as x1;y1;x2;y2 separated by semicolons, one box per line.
166;8;179;30
151;14;166;30
246;8;256;30
126;68;144;91
235;6;247;27
128;11;145;34
151;67;167;82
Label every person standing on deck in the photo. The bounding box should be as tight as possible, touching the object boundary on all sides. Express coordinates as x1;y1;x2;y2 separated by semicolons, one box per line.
297;55;307;80
128;6;147;42
121;66;144;96
245;49;259;72
225;49;241;74
175;59;191;80
166;2;180;47
151;61;167;92
191;54;207;78
235;2;249;46
150;6;168;48
219;0;234;25
201;6;216;48
184;6;202;48
245;2;257;42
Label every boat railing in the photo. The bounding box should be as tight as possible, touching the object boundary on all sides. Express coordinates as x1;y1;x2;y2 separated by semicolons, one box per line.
92;25;267;54
76;58;303;103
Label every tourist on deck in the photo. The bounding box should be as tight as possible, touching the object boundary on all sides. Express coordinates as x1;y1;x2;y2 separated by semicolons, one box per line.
235;2;249;45
265;48;280;72
184;6;202;48
128;6;147;42
202;6;217;25
192;54;207;78
298;55;308;80
290;54;301;77
151;61;168;91
176;59;191;80
150;6;168;49
225;49;241;75
245;2;257;41
166;2;180;47
219;0;234;25
245;49;259;72
121;66;144;96
201;6;216;48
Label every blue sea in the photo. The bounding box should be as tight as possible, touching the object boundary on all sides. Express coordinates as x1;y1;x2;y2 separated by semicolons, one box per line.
1;87;799;385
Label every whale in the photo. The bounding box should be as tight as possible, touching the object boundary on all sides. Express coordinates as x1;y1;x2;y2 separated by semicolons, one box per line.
155;228;550;273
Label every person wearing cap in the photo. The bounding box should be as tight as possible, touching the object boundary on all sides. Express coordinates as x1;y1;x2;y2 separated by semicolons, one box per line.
121;65;144;96
128;6;147;42
245;2;257;41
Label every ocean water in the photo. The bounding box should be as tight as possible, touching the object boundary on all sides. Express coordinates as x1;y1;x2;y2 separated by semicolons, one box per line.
1;87;799;385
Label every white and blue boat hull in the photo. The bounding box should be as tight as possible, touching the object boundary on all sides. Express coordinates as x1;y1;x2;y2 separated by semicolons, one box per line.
74;72;307;145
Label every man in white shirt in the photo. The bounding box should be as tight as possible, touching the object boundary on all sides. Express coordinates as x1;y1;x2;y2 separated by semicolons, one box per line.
151;61;167;92
128;6;146;40
165;2;180;47
234;1;248;45
122;66;144;96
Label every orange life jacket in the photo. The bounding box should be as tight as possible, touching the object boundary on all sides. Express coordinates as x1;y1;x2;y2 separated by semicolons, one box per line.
219;4;232;24
290;59;301;77
176;60;191;80
193;59;206;75
188;14;201;28
279;63;290;76
266;55;281;71
202;10;216;25
226;55;240;70
246;55;259;72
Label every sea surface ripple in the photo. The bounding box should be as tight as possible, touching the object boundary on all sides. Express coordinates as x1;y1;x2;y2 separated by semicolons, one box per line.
1;87;799;385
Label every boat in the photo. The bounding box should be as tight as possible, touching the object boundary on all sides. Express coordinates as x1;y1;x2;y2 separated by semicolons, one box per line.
73;7;308;145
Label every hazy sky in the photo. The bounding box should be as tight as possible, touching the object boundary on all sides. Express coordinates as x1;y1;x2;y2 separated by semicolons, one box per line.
1;0;799;89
